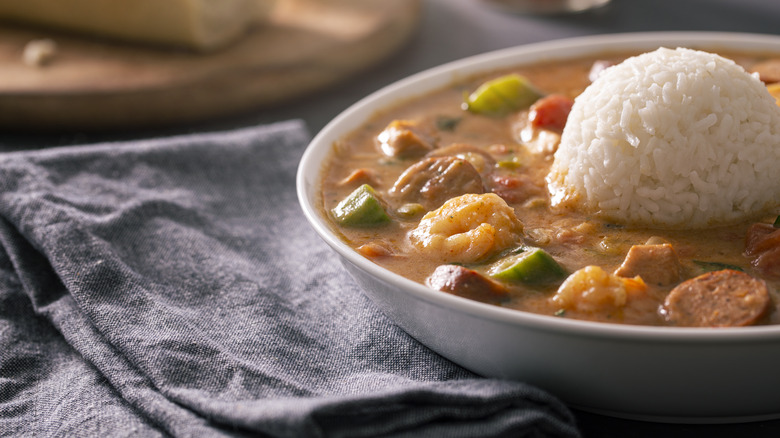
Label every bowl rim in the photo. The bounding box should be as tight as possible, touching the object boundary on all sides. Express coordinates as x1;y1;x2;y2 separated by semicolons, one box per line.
297;31;780;344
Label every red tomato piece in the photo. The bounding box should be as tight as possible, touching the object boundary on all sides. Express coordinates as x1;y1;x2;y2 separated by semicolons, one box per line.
528;94;574;132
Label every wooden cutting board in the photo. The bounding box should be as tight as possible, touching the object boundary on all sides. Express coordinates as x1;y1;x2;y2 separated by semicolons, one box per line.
0;0;421;130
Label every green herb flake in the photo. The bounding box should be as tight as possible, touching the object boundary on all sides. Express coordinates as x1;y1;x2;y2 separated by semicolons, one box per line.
436;116;461;132
692;260;744;273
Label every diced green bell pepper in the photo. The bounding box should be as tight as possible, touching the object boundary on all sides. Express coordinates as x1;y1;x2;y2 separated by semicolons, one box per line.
489;247;566;285
331;184;391;227
463;74;543;117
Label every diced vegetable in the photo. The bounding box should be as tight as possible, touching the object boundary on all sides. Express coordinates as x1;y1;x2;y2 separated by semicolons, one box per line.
331;184;391;227
774;215;780;227
768;83;780;106
338;168;377;187
357;242;393;258
528;94;574;132
396;203;425;218
489;247;567;285
754;60;780;84
463;74;543;117
496;155;522;169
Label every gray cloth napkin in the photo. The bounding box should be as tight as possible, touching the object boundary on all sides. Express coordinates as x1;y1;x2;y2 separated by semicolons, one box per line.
0;120;581;437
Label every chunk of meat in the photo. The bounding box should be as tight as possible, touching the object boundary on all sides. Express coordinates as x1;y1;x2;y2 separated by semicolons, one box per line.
745;223;780;254
488;173;543;204
750;59;780;84
427;264;508;304
744;223;780;279
613;244;682;287
663;270;771;327
528;94;574;132
375;120;435;158
409;193;523;264
389;156;484;210
426;143;496;176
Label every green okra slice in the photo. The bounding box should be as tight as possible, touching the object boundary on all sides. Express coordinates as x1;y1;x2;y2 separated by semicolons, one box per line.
463;74;544;117
331;184;391;227
489;247;567;285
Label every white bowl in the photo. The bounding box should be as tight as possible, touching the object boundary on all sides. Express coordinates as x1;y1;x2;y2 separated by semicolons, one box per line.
296;32;780;423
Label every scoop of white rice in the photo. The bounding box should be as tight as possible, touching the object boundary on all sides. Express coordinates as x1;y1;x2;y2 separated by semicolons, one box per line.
547;47;780;228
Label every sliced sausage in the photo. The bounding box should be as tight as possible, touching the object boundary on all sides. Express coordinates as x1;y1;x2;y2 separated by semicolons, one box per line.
614;243;682;287
662;270;771;327
376;120;435;158
426;143;497;176
389;156;484;210
427;264;507;304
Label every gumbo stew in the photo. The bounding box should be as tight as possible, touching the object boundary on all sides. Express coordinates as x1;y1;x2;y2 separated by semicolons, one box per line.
318;50;780;327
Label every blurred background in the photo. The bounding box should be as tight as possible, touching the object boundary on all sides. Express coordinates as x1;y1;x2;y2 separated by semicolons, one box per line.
1;0;779;150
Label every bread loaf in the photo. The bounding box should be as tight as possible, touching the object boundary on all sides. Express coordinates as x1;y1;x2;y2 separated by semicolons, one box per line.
0;0;273;51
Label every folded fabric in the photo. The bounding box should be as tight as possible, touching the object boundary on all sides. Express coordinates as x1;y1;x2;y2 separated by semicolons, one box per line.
0;120;581;437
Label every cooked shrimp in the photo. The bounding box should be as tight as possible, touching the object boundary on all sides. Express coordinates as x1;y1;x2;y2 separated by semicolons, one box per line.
409;193;523;263
552;265;646;313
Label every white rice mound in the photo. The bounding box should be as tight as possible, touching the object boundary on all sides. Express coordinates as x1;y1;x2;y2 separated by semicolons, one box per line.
547;47;780;228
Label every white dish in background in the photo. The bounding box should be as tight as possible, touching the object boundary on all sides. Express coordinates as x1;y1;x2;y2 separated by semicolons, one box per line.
296;32;780;423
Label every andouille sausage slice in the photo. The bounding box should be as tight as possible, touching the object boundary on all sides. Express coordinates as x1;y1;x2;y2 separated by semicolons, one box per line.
427;264;507;304
662;270;771;327
389;156;484;211
426;143;497;176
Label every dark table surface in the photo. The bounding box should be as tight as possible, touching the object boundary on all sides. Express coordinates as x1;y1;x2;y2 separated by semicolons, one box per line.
5;0;780;436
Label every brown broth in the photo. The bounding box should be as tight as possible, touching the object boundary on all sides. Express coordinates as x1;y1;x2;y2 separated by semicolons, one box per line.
319;50;780;326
